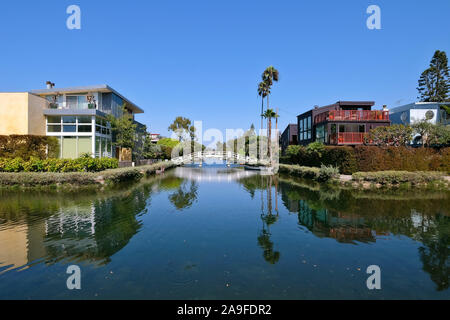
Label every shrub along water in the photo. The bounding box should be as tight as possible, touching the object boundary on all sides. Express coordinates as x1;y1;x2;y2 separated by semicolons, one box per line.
0;161;175;187
283;145;449;174
0;157;119;173
279;164;340;182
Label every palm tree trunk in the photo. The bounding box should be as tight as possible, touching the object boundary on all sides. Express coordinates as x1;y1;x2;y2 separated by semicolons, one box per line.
268;117;272;162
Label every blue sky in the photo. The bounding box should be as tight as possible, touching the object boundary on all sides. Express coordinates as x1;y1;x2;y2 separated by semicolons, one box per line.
1;0;449;138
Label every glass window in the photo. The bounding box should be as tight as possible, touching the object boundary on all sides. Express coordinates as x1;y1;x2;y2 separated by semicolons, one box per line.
62;137;77;159
339;125;346;133
66;96;78;109
47;125;61;133
359;125;365;133
63;125;77;133
47;116;61;124
299;120;303;131
78;116;92;124
63;116;76;124
78;137;92;157
78;125;92;133
96;125;102;134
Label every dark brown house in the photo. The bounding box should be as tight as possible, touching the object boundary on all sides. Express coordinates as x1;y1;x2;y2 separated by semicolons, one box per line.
280;124;298;154
297;101;390;146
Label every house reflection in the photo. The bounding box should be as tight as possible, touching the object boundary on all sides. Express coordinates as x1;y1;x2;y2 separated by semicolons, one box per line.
0;184;152;272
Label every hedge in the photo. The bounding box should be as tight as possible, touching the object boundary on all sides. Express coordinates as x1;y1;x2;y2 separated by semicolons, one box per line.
0;161;175;187
0;135;59;160
0;157;119;173
283;145;450;174
352;171;447;185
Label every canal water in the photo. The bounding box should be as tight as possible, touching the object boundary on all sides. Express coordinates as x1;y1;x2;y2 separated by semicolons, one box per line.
0;163;449;299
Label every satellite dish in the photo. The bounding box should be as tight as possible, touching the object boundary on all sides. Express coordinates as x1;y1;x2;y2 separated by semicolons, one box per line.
425;110;435;120
401;112;407;124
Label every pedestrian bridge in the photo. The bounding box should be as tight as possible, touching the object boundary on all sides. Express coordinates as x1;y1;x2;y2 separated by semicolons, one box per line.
172;151;259;165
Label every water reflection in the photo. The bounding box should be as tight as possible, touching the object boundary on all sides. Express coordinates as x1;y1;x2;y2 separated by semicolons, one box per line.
0;167;448;297
0;185;154;272
238;174;450;291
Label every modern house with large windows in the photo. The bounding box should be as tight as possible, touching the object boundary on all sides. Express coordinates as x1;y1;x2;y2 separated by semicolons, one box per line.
0;84;145;159
297;101;390;146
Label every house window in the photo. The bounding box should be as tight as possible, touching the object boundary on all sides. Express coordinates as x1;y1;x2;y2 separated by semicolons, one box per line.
316;125;326;143
299;115;312;142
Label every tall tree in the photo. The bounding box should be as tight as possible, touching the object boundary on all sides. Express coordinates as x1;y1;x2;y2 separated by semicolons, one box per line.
108;104;137;150
258;81;270;132
262;109;279;163
417;50;450;102
168;117;195;142
262;66;279;110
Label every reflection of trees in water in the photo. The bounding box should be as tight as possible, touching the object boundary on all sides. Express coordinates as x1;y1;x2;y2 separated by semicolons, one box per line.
238;174;450;290
168;181;198;211
416;213;449;291
44;184;152;266
255;175;281;264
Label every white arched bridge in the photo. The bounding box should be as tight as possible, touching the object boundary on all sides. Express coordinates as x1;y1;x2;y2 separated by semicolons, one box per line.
172;151;260;166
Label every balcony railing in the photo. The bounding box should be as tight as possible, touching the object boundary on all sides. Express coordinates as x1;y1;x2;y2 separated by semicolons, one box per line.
47;103;97;110
315;110;389;124
330;133;366;145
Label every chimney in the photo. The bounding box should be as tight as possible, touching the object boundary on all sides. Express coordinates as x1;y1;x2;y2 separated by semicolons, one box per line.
46;81;55;89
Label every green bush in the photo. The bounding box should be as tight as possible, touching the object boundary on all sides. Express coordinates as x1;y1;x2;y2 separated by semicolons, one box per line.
283;144;449;174
0;157;119;173
318;165;340;182
0;135;59;160
352;171;446;185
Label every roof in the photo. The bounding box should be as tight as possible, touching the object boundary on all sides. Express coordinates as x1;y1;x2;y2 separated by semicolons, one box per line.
30;84;144;114
390;102;448;114
297;101;376;118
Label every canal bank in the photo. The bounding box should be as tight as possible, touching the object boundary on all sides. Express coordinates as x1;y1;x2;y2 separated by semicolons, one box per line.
278;164;450;190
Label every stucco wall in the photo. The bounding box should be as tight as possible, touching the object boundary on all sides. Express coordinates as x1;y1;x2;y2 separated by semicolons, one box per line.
27;93;47;135
0;93;47;135
0;93;29;135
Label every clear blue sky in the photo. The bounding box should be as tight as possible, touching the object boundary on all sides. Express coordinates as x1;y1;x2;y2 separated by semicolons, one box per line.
1;0;449;138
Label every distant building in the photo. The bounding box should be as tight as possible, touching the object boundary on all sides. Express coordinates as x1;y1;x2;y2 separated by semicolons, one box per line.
297;101;390;146
280;124;298;154
390;102;449;126
150;133;161;144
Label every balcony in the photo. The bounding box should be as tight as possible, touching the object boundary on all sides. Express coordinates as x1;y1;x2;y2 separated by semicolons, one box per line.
330;133;366;145
315;110;389;124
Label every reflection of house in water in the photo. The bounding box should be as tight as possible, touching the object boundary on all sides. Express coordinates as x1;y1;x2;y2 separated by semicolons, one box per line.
297;201;375;244
0;188;148;272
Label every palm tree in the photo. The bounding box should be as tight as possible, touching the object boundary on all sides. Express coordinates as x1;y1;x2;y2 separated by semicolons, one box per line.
262;66;279;110
258;81;270;132
262;109;278;163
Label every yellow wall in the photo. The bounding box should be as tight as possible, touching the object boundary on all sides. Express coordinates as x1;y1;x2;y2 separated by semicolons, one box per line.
0;93;47;136
0;225;29;272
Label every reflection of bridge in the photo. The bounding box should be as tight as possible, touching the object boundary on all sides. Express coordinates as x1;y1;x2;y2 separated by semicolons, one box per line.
172;151;259;165
173;167;258;182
